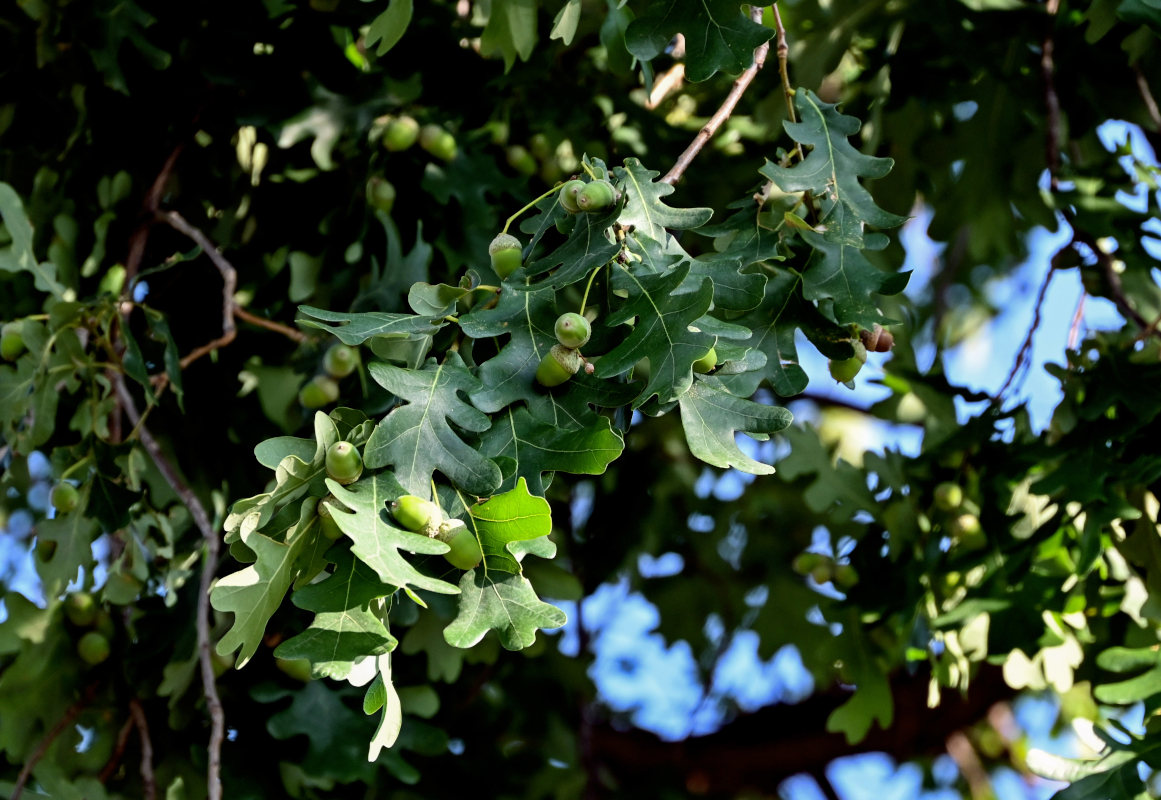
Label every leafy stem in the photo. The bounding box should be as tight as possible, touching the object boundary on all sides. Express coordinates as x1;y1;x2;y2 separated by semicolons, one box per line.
503;185;565;235
579;264;603;316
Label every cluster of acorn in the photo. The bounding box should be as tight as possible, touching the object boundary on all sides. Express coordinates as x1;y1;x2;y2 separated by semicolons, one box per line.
63;591;115;667
487;176;620;282
316;440;482;569
828;323;896;384
299;343;361;409
366;115;457;216
932;481;985;552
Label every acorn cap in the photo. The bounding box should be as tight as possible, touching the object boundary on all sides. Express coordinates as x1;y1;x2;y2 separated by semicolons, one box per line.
489;233;522;255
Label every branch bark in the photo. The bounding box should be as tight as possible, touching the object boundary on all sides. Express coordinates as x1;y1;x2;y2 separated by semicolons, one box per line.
114;378;223;800
588;665;1014;794
661;6;771;186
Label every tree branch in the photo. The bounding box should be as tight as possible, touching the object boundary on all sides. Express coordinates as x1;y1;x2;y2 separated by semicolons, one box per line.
159;210;238;371
130;698;156;800
995;259;1055;402
661;6;771;185
233;305;307;344
773;2;796;127
1039;0;1062;190
10;683;99;800
588;665;1014;794
114;378;223;800
1133;64;1161;134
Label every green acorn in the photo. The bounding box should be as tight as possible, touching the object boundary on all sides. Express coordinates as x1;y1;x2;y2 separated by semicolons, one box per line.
559;179;586;213
0;322;25;361
692;345;718;374
828;341;867;384
51;482;80;514
391;495;442;534
77;631;111;666
419;124;457;162
323;344;359;378
489;233;523;279
577;179;616;212
535;344;583;388
299;375;340;409
440;524;482;570
554;312;591;349
381;115;420;152
325;441;363;485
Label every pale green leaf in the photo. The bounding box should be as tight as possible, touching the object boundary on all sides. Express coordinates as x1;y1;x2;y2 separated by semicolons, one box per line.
677;377;792;475
324;473;459;595
444;570;567;650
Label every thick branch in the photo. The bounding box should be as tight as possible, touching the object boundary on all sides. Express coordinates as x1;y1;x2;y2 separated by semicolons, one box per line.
661;6;771;185
114;378;223;800
589;665;1013;794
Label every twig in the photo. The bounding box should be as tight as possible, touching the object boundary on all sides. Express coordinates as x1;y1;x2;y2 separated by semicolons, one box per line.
1068;292;1085;350
661;6;771;185
160;210;238;371
946;730;992;800
114;378;223;800
126;144;186;286
1134;64;1161;132
754;3;802;206
772;3;796;126
813;769;841;800
995;260;1055;402
233;305;308;343
129;698;156;800
98;715;136;784
1039;0;1062;189
1067;221;1154;333
10;683;99;800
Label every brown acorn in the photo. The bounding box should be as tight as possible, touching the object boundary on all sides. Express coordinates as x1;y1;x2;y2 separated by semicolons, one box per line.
859;324;895;353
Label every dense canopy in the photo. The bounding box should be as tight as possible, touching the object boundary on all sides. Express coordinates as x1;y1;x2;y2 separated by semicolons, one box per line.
1;1;1160;799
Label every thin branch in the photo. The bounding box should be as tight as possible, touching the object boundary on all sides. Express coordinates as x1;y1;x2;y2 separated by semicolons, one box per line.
1039;0;1062;189
755;3;803;206
126;144;186;287
772;2;796;126
1134;64;1161;133
996;260;1055;402
160;210;238;371
11;684;98;800
98;715;136;784
947;730;992;800
814;770;842;800
233;305;307;343
129;698;156;800
661;6;771;185
1068;292;1085;350
1067;221;1154;334
114;378;223;800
